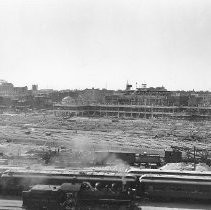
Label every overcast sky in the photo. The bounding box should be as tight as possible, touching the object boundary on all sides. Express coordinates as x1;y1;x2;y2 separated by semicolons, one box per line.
0;0;211;91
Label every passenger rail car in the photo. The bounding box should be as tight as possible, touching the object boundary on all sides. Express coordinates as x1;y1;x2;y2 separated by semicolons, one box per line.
139;174;211;200
127;168;211;178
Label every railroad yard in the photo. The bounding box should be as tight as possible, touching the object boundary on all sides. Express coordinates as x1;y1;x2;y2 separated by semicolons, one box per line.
1;111;211;209
0;111;211;166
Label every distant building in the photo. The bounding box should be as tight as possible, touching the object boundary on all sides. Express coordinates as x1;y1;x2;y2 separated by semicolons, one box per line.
105;85;170;106
169;91;189;106
78;88;114;105
61;96;77;105
32;85;38;92
13;86;28;96
37;89;54;94
0;80;28;97
0;81;14;96
198;92;211;107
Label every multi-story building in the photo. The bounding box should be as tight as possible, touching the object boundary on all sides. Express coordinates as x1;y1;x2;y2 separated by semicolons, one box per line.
105;84;170;106
0;81;14;96
13;86;28;96
197;92;211;107
0;80;29;97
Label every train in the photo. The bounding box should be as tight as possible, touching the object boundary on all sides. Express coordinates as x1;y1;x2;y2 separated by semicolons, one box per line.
21;172;211;209
0;168;137;195
22;182;138;210
93;150;163;168
92;149;183;168
1;166;211;209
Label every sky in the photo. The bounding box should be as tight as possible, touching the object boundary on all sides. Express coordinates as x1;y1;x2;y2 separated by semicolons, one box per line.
0;0;211;91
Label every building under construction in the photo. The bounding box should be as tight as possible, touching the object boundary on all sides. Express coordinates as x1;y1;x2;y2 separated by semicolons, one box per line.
54;104;211;120
54;83;211;120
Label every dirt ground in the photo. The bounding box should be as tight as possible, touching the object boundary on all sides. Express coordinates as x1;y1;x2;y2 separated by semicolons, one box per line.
0;111;211;166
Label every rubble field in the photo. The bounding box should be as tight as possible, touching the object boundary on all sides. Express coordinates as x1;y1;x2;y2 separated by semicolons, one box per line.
0;111;211;165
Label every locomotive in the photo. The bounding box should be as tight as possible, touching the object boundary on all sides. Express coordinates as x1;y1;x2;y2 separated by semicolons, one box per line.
0;168;137;195
22;182;138;210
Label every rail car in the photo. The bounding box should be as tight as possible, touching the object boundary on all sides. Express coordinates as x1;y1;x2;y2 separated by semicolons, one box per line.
22;182;138;210
127;167;211;178
139;174;211;200
93;150;136;165
0;169;137;195
93;150;162;167
134;154;162;168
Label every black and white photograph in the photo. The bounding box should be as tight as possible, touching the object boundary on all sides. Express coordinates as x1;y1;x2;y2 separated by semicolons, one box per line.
0;0;211;209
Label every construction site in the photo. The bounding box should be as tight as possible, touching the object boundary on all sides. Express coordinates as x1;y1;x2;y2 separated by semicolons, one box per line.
54;104;211;120
0;83;211;209
0;104;210;209
53;83;211;121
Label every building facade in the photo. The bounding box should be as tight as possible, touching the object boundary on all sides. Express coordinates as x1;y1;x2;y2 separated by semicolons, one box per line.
0;81;29;97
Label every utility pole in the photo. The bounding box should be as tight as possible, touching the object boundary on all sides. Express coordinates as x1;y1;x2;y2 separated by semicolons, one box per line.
193;146;196;171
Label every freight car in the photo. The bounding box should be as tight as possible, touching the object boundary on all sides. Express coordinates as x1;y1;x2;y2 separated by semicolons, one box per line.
22;182;138;210
93;150;162;167
0;168;137;195
139;174;211;200
93;150;136;165
134;154;162;168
